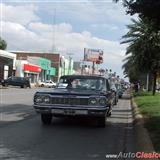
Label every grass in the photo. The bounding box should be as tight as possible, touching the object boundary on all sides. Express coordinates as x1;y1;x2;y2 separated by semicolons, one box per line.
133;91;160;152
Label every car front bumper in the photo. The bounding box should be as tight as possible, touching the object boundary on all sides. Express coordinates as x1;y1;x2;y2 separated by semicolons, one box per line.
33;104;109;117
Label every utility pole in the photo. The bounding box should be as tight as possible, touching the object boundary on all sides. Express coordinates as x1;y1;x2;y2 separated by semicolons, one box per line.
52;8;56;52
146;73;149;91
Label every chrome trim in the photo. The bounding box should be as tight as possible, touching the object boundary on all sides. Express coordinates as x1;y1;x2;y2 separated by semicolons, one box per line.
33;104;109;110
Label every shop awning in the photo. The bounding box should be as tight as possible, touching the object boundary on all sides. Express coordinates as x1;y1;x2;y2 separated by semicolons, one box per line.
24;64;41;73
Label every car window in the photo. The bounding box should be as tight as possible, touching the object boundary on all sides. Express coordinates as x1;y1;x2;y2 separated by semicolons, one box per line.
58;77;107;91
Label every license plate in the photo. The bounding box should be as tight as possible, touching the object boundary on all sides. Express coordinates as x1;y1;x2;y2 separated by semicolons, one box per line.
75;110;88;115
52;109;64;114
52;109;87;115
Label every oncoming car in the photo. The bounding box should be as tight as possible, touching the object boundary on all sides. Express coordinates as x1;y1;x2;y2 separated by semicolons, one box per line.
33;75;115;127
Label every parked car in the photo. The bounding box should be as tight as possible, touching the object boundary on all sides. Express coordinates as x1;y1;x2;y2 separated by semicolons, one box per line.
33;75;115;127
115;83;124;98
39;80;56;88
110;83;118;105
1;76;31;88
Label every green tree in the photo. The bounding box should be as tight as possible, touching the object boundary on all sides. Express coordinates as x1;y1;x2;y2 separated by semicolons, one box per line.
0;37;7;50
114;0;160;30
121;18;160;95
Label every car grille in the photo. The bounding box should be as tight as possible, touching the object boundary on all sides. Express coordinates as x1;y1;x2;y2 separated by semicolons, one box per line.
51;97;88;105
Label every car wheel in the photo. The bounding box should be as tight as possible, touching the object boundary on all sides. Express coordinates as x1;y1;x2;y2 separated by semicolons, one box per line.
41;84;44;87
97;117;106;127
3;83;8;87
41;114;52;125
119;95;122;98
107;111;112;117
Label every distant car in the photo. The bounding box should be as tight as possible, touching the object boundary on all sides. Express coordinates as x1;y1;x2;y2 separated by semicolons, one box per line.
115;83;124;98
110;83;118;105
33;75;115;127
39;80;56;88
2;76;31;88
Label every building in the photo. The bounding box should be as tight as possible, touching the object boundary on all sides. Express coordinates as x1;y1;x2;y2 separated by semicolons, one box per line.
12;51;74;82
15;60;41;84
59;56;74;77
0;50;16;80
12;51;59;82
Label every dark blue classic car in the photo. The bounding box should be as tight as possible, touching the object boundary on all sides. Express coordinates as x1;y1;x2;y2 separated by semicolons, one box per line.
33;75;115;127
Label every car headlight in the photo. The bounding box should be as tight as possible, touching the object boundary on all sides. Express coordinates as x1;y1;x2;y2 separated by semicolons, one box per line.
89;98;97;105
99;97;107;106
43;96;50;103
34;95;43;103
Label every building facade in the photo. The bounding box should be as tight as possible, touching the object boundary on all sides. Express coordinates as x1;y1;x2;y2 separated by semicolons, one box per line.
12;51;59;82
0;50;16;80
12;51;74;82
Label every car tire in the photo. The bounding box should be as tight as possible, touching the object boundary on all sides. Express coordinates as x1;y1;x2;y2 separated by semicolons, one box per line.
3;83;8;87
97;117;106;127
41;114;52;125
41;84;44;87
107;111;112;117
119;95;122;98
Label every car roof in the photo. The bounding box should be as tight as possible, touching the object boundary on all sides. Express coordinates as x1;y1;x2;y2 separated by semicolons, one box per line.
60;75;107;80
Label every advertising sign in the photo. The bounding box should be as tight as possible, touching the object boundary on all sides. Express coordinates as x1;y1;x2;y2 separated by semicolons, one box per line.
84;48;103;63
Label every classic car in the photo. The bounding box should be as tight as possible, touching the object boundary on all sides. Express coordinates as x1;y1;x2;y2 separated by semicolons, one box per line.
33;75;115;127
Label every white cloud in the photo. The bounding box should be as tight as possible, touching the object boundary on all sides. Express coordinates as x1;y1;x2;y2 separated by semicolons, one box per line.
1;2;128;77
91;23;119;31
2;20;126;76
1;3;40;25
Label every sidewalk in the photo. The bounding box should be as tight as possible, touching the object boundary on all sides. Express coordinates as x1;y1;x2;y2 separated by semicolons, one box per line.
0;85;8;89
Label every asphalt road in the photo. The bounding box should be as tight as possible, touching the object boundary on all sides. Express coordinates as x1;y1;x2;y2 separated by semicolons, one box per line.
0;87;137;160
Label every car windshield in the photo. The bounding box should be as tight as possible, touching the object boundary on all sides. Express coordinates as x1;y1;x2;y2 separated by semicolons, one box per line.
58;77;106;91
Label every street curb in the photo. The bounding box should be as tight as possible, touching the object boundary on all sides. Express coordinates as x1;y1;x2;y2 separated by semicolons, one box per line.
131;96;155;153
0;85;8;89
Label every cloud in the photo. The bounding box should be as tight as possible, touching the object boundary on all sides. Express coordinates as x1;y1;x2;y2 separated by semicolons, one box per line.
1;2;128;77
1;3;40;25
90;24;119;31
2;20;126;76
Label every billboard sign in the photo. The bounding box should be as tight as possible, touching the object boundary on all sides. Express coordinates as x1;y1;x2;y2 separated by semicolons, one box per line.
84;48;103;63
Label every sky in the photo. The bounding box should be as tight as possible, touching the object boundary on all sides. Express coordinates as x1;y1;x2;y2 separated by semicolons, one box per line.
0;0;137;79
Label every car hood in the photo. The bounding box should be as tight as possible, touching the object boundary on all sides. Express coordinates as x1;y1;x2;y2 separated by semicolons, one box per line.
36;88;105;96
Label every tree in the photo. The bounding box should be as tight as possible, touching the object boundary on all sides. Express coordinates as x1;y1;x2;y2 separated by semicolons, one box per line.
114;0;160;29
121;18;160;95
122;55;140;83
0;37;7;50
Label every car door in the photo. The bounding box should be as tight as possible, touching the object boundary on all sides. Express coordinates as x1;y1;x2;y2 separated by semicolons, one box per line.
12;77;20;86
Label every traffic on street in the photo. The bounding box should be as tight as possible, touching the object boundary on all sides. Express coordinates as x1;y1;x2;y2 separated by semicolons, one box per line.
1;0;160;159
0;87;136;160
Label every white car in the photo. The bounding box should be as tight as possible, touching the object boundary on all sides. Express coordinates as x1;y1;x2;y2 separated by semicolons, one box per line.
39;80;56;88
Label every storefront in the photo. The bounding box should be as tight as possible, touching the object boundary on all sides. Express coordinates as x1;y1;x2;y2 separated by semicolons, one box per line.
23;64;41;83
15;60;41;84
0;50;16;80
27;57;56;82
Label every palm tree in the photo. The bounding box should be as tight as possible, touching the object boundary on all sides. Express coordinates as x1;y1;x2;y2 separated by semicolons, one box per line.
121;18;160;95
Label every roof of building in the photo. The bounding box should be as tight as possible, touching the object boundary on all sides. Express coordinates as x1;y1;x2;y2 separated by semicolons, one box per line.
0;50;16;59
